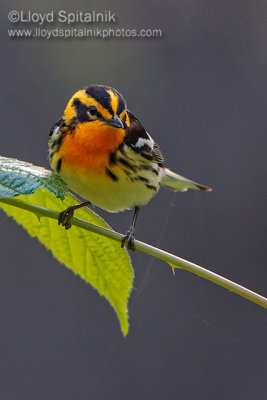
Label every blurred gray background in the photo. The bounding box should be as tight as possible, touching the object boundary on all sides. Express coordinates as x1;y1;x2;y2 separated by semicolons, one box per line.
0;0;266;399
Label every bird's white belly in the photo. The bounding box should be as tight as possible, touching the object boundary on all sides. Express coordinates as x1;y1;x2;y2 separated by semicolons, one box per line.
60;166;162;212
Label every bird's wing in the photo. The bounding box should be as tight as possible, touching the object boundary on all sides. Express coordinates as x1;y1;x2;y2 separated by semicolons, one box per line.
123;111;211;192
124;110;164;166
49;117;64;137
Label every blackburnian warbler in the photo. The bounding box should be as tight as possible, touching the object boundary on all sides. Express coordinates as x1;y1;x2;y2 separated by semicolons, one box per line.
48;85;211;250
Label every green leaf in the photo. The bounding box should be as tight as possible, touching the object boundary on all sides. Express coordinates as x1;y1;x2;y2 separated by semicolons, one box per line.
0;157;133;335
0;156;67;199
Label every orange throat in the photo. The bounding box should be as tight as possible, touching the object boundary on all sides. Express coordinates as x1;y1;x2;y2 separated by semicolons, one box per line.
58;122;125;174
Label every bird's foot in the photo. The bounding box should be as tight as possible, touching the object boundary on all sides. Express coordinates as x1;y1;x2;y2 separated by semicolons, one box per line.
58;207;75;230
121;229;136;251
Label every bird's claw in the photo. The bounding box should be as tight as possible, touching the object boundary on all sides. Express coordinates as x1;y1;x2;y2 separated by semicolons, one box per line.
121;229;136;251
58;207;74;230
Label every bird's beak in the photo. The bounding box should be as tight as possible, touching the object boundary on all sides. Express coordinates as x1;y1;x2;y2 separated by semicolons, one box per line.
105;116;124;129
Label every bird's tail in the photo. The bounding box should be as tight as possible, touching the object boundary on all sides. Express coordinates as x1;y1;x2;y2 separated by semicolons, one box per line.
161;168;212;192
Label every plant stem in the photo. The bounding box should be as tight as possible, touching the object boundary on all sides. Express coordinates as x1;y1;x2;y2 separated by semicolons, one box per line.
1;196;266;309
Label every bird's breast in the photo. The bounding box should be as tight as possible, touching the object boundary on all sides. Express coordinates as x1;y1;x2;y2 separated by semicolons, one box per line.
54;142;163;212
58;122;125;174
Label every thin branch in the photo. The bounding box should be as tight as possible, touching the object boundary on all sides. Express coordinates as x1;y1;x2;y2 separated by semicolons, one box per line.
0;197;266;309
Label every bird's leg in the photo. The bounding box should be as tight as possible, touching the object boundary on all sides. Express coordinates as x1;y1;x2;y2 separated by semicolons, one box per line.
58;201;91;230
121;206;140;251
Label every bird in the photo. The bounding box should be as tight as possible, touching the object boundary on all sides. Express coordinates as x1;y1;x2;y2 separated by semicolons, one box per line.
48;85;211;250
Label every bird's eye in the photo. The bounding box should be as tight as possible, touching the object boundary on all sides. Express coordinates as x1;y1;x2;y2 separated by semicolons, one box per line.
88;106;97;116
